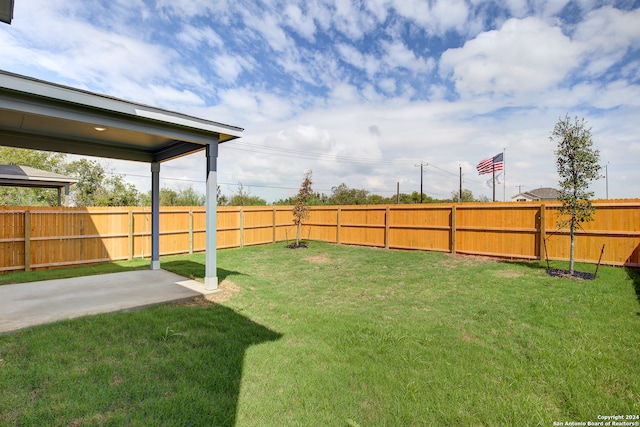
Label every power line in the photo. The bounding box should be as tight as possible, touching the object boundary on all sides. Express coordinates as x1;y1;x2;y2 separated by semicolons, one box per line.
222;141;456;168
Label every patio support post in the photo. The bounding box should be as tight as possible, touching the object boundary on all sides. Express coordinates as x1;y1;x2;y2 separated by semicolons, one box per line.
205;140;219;290
151;161;160;270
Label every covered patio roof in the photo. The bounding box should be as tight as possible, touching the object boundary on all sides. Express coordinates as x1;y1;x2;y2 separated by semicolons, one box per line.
0;70;242;162
0;70;243;289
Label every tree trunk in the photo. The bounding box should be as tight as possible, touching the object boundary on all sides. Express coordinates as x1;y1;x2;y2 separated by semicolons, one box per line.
569;214;576;274
295;222;301;245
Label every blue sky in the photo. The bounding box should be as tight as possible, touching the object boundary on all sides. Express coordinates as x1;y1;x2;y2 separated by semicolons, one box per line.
2;0;639;202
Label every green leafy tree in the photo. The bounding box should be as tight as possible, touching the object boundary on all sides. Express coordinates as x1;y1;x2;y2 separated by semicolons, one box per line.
65;159;140;207
217;185;229;206
0;147;67;206
144;185;205;206
275;192;328;206
141;188;178;206
292;170;313;245
64;158;106;207
451;189;476;202
160;188;179;206
366;194;386;204
94;175;140;206
228;183;267;206
550;114;602;274
175;186;205;206
395;191;435;204
328;183;369;205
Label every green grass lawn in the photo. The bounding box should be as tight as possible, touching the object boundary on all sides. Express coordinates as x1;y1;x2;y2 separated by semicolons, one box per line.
1;242;639;426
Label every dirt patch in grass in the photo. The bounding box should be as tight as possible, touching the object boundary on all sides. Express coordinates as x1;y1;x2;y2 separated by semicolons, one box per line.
180;279;241;306
206;279;241;303
305;254;330;264
494;270;524;279
435;253;487;269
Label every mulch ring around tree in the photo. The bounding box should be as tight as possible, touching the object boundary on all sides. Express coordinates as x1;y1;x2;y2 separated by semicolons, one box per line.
546;269;596;280
285;243;308;249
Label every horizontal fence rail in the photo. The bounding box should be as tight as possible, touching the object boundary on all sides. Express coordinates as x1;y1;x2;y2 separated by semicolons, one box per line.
1;200;638;272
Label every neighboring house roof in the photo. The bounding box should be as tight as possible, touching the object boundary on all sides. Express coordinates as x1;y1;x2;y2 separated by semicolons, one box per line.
512;187;560;201
0;164;77;188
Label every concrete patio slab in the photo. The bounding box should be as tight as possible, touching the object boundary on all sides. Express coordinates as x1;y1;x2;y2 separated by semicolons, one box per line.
0;270;217;334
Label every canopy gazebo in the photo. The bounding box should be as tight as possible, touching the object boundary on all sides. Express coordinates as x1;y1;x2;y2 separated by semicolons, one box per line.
0;164;78;206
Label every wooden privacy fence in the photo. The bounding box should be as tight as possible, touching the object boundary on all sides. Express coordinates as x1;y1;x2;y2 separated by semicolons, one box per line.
1;200;639;272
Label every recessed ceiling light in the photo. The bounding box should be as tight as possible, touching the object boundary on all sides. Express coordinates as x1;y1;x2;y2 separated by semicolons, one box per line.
94;126;107;132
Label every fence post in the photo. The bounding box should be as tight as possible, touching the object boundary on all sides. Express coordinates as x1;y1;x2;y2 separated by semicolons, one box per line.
273;207;277;243
240;208;245;248
336;208;341;244
24;210;31;272
539;204;546;261
385;206;390;249
128;209;134;261
451;205;457;255
189;210;194;254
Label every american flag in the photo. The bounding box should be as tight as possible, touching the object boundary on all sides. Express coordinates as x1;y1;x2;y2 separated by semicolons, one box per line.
476;153;504;175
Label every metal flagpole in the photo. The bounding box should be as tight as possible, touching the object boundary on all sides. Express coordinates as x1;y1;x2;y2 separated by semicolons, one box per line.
492;166;496;202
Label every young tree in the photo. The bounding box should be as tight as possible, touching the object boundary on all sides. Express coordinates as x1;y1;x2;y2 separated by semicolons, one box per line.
550;114;602;274
292;170;313;246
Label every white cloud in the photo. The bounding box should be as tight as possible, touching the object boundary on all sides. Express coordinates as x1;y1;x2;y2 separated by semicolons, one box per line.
331;1;377;40
440;17;580;96
328;83;361;105
573;6;640;77
155;0;230;19
365;0;391;22
266;125;336;153
336;43;380;77
430;0;470;34
284;4;317;41
378;78;397;94
381;40;434;74
176;25;223;48
242;9;293;52
148;85;205;106
389;0;470;35
212;54;254;83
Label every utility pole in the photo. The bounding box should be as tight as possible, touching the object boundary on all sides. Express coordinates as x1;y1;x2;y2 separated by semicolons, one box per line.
396;181;400;204
414;162;426;203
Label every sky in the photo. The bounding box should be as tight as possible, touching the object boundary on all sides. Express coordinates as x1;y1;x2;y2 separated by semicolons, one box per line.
1;0;639;203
